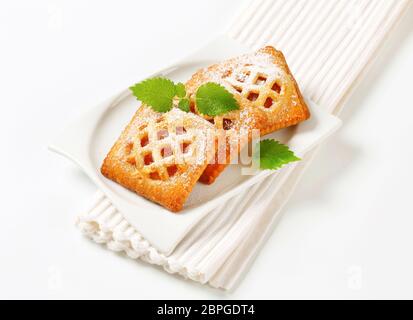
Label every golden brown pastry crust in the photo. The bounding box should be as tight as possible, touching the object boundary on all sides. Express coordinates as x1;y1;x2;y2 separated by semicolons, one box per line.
185;46;310;184
101;106;215;212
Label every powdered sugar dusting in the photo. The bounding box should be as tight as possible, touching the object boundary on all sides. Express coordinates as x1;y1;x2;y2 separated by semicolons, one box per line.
199;50;285;88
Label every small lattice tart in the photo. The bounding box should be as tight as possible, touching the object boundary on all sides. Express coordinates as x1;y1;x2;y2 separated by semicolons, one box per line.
186;46;310;184
101;106;215;212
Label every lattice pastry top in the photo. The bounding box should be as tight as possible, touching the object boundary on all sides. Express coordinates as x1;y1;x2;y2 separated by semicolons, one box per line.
101;106;215;212
185;46;310;184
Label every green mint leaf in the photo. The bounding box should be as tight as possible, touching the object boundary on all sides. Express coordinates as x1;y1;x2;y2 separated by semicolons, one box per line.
175;83;186;98
256;139;300;170
195;82;239;116
129;77;176;112
178;98;190;112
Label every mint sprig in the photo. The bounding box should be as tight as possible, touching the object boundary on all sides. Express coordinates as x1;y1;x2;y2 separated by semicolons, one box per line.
195;82;239;116
130;77;239;116
256;139;300;170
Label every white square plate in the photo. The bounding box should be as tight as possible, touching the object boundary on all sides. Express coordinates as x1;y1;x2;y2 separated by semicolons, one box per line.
49;35;341;254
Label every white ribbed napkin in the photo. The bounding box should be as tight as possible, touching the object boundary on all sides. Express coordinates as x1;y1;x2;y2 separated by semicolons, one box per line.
76;0;411;290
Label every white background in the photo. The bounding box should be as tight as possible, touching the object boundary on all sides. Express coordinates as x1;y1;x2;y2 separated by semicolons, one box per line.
1;0;413;299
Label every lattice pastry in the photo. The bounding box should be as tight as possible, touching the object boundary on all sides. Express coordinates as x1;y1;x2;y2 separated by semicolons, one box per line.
101;106;215;212
185;46;310;184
